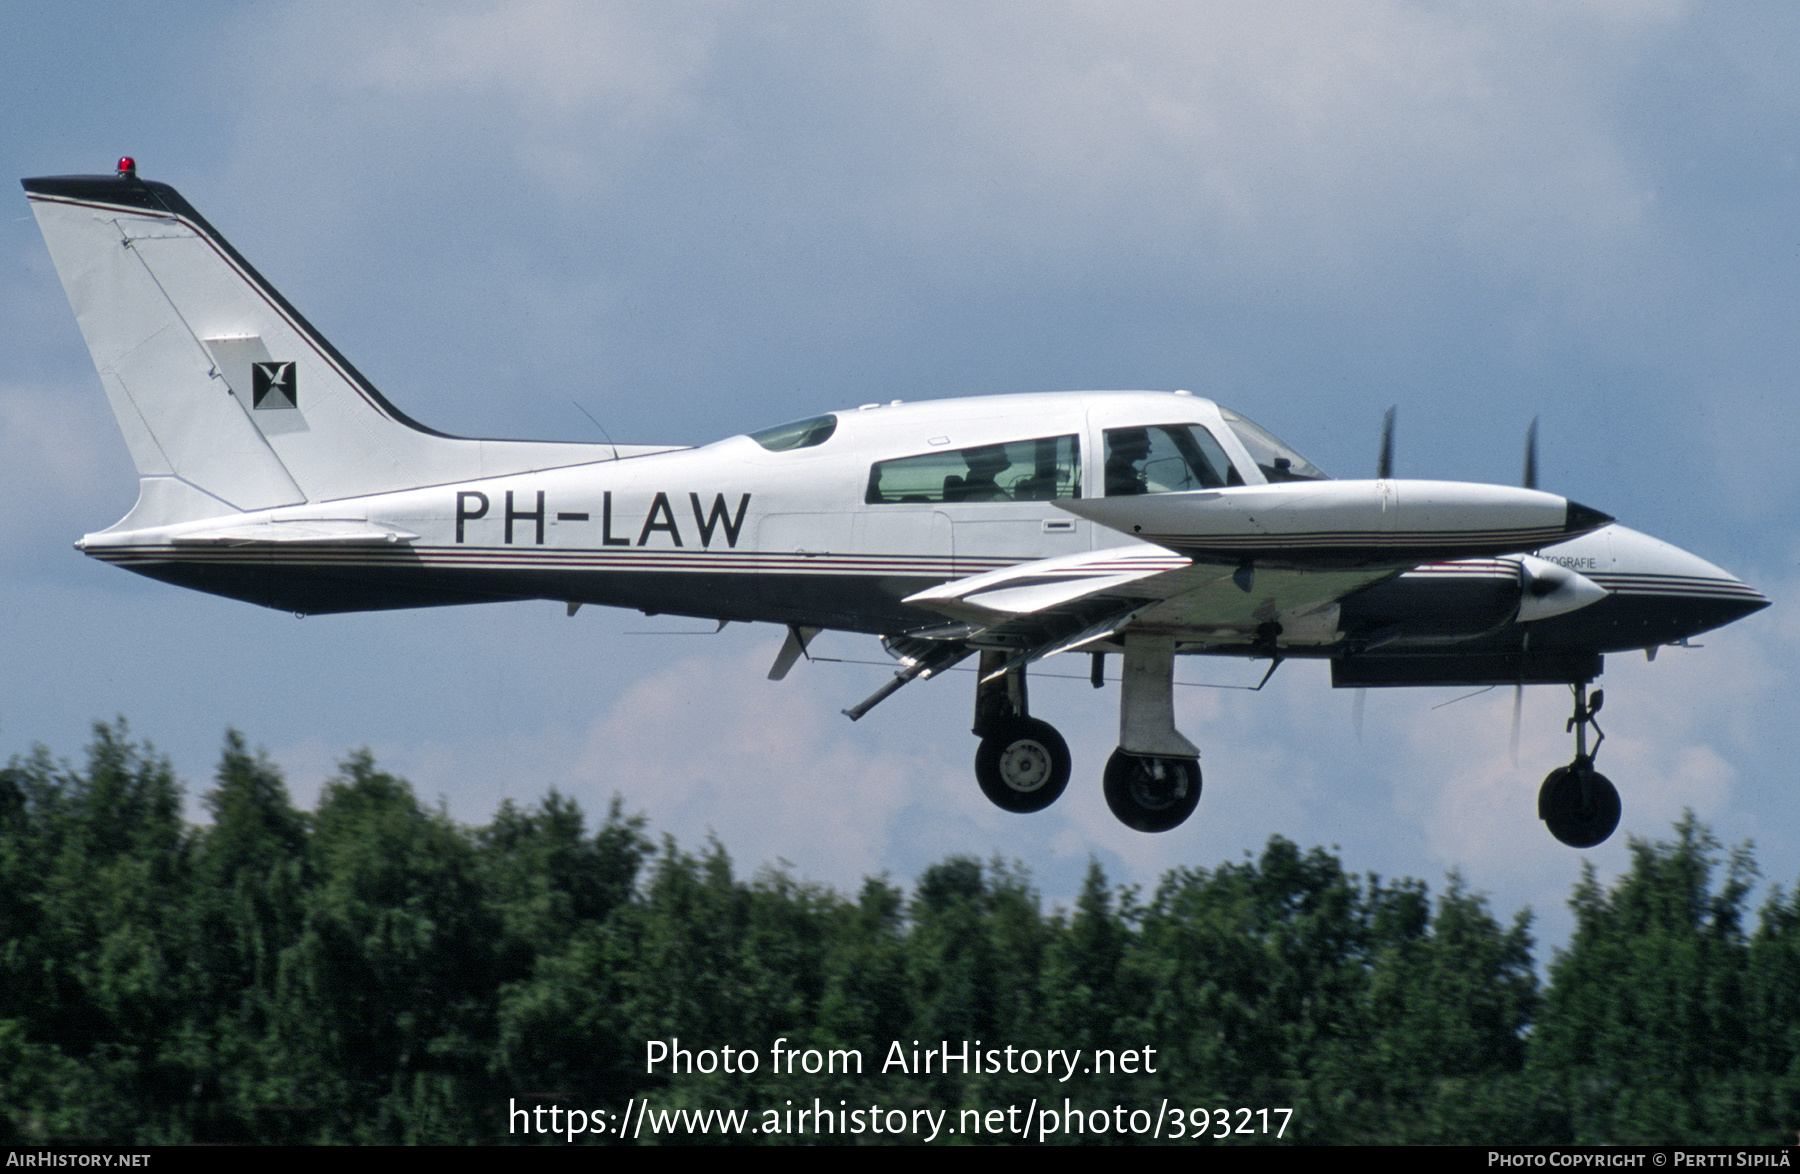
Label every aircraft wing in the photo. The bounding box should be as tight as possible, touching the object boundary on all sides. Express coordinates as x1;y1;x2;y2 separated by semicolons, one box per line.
903;544;1398;667
899;475;1617;670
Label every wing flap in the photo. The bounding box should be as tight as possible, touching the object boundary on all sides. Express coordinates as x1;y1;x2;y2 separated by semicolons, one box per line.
905;546;1188;625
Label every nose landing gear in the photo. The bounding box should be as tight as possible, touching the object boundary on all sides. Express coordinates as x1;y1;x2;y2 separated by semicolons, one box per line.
1538;683;1620;848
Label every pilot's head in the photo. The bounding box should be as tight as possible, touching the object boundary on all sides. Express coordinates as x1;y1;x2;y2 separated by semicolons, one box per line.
1109;428;1150;461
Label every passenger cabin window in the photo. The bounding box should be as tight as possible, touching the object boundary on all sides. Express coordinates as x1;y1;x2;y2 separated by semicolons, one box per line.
750;414;838;451
1104;424;1242;495
866;435;1080;504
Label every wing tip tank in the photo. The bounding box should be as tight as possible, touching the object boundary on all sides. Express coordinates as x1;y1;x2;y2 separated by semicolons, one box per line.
1563;500;1614;537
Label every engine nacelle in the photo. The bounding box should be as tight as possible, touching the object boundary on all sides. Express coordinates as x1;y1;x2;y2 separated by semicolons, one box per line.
1337;554;1606;648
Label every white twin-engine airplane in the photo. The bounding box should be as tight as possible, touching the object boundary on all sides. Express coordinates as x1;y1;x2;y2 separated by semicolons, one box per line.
25;160;1769;847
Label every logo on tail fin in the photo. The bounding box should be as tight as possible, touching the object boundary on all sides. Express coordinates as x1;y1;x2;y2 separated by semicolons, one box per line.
252;361;296;409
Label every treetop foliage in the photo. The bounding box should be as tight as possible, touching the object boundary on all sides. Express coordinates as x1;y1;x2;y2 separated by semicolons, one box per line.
1;722;1796;1144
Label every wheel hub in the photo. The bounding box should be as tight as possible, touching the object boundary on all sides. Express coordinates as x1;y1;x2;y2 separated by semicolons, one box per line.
1538;763;1620;849
1124;759;1187;809
973;717;1072;814
1102;749;1202;833
998;740;1050;792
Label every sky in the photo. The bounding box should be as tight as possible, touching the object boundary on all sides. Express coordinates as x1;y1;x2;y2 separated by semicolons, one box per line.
2;1;1795;953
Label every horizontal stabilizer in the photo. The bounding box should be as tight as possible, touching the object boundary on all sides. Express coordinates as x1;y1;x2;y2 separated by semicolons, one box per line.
169;520;419;546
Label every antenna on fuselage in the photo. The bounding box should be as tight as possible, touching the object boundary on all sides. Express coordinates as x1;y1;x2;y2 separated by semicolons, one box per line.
571;400;620;461
1376;405;1396;479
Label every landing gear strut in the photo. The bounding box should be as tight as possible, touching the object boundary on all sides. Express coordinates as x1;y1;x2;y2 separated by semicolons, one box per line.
1538;683;1620;848
1105;632;1202;833
965;634;1203;832
972;652;1071;813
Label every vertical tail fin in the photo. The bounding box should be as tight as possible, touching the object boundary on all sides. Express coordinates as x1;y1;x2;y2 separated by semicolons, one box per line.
24;166;623;530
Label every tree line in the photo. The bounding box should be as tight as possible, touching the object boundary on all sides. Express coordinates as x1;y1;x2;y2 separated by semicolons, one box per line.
2;721;1797;1144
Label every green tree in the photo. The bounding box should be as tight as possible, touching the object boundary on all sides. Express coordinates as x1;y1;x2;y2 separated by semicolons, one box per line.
1531;814;1763;1143
271;751;496;1142
488;793;651;1124
0;723;191;1141
1136;838;1375;1121
176;732;311;1141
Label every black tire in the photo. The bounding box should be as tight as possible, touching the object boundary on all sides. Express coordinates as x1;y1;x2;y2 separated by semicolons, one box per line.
1537;763;1621;848
974;717;1072;813
1102;749;1201;832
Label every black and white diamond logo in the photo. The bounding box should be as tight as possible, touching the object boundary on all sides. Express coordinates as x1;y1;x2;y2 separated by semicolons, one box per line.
252;361;297;409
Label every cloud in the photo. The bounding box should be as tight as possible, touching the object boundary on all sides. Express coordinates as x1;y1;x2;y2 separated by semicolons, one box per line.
560;637;952;888
349;0;729;188
356;1;722;113
221;3;1683;283
0;382;134;553
847;3;1677;301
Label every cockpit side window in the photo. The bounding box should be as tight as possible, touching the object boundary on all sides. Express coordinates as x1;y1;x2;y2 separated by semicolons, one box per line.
750;414;838;451
1104;424;1242;495
866;434;1080;504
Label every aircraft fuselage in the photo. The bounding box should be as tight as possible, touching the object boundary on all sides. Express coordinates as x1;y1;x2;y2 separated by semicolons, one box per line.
78;391;1762;671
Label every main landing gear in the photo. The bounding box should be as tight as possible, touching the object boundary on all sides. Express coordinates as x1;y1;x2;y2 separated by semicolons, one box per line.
1103;750;1201;833
975;715;1071;813
1101;633;1201;831
970;634;1202;833
1538;682;1620;849
972;652;1072;813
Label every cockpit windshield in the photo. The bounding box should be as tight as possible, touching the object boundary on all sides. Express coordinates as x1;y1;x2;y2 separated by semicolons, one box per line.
1218;408;1328;482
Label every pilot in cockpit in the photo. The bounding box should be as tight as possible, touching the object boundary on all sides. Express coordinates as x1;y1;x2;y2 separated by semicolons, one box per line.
1104;428;1152;496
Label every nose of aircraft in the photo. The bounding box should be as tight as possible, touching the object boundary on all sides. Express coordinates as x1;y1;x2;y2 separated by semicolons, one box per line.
1595;526;1769;643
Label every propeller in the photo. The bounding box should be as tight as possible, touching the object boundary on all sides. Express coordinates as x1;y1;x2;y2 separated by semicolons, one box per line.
1356;404;1397;740
1511;414;1542;761
1510;684;1523;767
